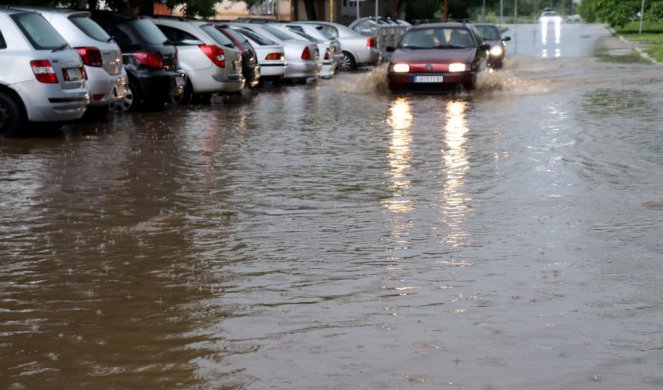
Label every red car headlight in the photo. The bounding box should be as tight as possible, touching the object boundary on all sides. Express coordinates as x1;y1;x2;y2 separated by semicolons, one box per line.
391;63;410;73
448;63;467;72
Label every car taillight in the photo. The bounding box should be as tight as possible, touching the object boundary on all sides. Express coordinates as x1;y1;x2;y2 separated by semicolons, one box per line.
30;59;58;83
367;37;377;48
199;45;225;68
301;46;311;60
265;53;283;61
133;51;163;69
76;47;103;67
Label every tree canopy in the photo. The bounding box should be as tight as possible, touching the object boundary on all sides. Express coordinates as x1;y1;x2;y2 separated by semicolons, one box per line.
580;0;663;27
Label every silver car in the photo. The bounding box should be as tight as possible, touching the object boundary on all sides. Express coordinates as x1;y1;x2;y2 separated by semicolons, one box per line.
221;25;287;84
152;17;245;103
297;21;380;71
0;8;89;137
268;23;336;79
285;22;343;75
230;23;320;82
17;7;128;118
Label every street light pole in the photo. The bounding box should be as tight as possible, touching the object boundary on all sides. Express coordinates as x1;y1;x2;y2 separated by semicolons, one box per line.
639;0;645;34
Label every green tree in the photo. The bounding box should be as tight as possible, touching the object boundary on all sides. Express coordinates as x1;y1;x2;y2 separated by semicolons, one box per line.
597;0;640;27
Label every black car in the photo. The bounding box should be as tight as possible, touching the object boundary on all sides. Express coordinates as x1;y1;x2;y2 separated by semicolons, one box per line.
473;23;510;69
213;24;261;89
89;11;185;111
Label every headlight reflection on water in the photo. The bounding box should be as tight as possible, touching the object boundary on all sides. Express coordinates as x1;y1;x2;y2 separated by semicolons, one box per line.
441;100;471;246
540;18;562;58
384;97;414;213
383;98;472;247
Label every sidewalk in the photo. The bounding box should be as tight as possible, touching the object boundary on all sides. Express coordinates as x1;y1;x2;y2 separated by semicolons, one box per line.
605;25;659;63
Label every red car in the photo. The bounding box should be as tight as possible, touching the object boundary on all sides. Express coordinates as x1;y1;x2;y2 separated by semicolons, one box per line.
387;22;490;92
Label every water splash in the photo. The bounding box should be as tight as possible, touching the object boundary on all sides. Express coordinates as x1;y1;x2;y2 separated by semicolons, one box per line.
345;59;552;96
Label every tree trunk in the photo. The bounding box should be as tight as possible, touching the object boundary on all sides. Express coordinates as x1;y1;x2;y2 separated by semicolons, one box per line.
304;0;318;20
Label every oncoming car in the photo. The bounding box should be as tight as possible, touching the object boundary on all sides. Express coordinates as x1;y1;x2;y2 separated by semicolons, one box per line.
539;8;562;24
387;22;490;93
473;23;511;69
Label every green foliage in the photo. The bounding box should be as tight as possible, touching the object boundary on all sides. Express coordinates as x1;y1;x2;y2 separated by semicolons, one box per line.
162;0;218;17
578;0;599;23
591;0;663;28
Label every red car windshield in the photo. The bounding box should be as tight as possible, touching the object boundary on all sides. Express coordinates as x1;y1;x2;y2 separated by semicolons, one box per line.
400;27;475;49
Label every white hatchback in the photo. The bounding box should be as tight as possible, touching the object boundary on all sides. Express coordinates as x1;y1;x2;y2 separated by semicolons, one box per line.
18;7;128;119
0;8;89;137
152;17;245;103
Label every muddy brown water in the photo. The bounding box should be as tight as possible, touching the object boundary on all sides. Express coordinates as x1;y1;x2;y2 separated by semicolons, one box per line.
2;24;663;389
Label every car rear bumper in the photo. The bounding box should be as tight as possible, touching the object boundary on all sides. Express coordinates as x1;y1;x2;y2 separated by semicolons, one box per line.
86;68;128;107
284;60;319;79
14;81;89;122
130;69;185;99
258;62;287;78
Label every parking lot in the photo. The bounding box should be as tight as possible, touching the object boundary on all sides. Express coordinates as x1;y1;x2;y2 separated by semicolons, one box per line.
3;22;663;389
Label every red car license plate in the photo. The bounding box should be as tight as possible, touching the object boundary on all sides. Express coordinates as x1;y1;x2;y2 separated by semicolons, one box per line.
414;75;443;83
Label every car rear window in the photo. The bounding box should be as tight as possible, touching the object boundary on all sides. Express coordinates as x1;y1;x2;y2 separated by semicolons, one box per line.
0;30;6;49
12;12;69;50
199;24;234;47
234;27;276;46
285;27;321;43
220;27;252;48
131;18;169;45
69;15;112;42
261;25;294;41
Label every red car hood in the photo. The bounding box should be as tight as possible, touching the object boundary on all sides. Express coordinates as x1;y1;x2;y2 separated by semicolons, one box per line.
390;48;477;64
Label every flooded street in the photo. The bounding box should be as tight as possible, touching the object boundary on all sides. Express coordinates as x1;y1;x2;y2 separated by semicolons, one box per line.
2;23;663;389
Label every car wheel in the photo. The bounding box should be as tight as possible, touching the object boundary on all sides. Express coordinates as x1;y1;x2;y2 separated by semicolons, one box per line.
82;105;110;121
339;52;357;72
0;91;24;137
172;79;193;106
113;81;141;113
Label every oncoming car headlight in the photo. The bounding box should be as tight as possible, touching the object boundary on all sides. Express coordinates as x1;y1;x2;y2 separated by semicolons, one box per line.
489;46;503;57
448;63;467;72
391;63;410;73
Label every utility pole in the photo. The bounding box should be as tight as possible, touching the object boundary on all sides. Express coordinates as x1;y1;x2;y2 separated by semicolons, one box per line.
444;0;448;21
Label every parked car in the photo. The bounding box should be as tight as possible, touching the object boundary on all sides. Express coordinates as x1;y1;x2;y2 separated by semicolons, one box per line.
266;24;335;79
473;23;511;69
386;22;490;92
349;16;410;37
211;23;261;89
230;23;320;83
15;7;128;119
221;24;287;85
89;11;185;111
151;17;246;103
284;22;343;75
296;21;379;71
0;7;89;137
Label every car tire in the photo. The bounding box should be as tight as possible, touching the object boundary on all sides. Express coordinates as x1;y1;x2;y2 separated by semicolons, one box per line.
172;79;194;106
0;91;24;138
339;51;357;72
113;81;141;113
82;105;110;121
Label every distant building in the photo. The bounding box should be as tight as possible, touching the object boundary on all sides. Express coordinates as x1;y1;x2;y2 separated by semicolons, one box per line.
153;0;390;24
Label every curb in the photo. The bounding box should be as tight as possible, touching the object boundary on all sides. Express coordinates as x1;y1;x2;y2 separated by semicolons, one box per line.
606;25;659;64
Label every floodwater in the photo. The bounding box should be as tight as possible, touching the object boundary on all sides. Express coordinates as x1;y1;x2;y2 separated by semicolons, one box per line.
2;24;663;389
